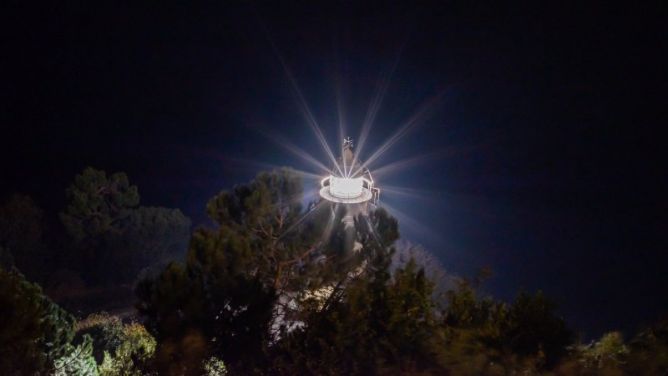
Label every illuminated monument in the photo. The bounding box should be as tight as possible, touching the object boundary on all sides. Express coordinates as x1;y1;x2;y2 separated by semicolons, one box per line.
319;137;380;207
318;137;380;254
273;138;382;337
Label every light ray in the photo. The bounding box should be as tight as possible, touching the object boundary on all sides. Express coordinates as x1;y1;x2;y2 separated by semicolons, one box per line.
257;130;333;174
207;153;324;181
352;38;406;176
381;185;443;201
320;206;337;243
333;42;348;177
264;35;343;176
337;90;346;176
352;90;446;177
380;185;451;209
267;188;320;214
380;201;441;244
171;145;323;180
277;200;327;241
362;214;384;249
372;150;444;178
351;71;392;175
372;143;486;178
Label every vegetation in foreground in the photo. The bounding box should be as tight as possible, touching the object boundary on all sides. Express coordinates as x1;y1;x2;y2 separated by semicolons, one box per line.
1;167;667;375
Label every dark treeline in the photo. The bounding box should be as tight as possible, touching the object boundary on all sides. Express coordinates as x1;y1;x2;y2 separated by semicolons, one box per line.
1;168;667;375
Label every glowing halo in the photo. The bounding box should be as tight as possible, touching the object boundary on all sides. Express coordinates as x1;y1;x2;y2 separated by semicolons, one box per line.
313;137;379;205
320;175;375;204
330;176;364;198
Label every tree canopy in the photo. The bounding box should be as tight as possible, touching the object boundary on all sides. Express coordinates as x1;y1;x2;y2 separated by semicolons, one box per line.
0;268;80;374
60;167;191;285
2;167;668;374
0;194;47;281
135;168;579;374
61;167;140;243
137;168;401;374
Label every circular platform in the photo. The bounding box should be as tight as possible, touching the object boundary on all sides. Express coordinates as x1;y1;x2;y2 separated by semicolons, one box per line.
319;186;373;204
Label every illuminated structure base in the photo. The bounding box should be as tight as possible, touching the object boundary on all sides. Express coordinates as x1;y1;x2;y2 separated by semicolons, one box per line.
319;185;374;204
319;138;380;205
319;175;379;205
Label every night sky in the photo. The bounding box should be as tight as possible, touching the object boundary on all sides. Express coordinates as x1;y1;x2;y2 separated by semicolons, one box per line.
2;2;666;338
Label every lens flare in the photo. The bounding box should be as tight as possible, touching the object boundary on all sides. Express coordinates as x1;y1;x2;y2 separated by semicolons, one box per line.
318;138;380;205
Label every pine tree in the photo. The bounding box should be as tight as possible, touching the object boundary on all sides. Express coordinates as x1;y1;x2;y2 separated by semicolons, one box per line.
60;167;190;284
136;168;399;374
0;194;48;281
270;254;447;375
440;279;573;374
61;167;140;243
0;268;77;374
626;317;668;374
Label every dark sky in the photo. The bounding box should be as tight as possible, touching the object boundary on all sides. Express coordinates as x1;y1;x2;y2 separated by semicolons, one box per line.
2;2;666;338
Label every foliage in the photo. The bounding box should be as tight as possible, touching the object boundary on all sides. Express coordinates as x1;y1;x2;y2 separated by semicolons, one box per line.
202;356;228;376
98;322;157;376
200;167;348;293
150;328;209;375
0;194;47;280
137;168;399;374
76;312;125;362
125;206;191;268
503;291;573;367
76;312;156;376
136;168;576;374
570;331;628;373
54;334;99;376
439;279;573;374
60;167;140;243
392;239;453;308
0;268;76;374
5;167;668;374
625;317;668;374
60;167;190;284
107;206;191;284
272;256;444;375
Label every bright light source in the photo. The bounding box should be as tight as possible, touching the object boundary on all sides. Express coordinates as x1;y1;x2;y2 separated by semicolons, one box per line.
320;174;378;204
318;137;380;205
330;176;364;199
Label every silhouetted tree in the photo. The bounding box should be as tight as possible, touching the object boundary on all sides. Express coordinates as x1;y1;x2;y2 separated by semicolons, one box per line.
440;279;573;374
125;206;191;266
0;194;48;280
60;167;190;284
137;168;398;374
60;167;139;283
0;268;76;374
626;317;668;374
558;331;628;374
392;239;454;308
110;206;190;283
131;168;589;374
61;168;139;243
272;256;447;375
503;291;573;367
